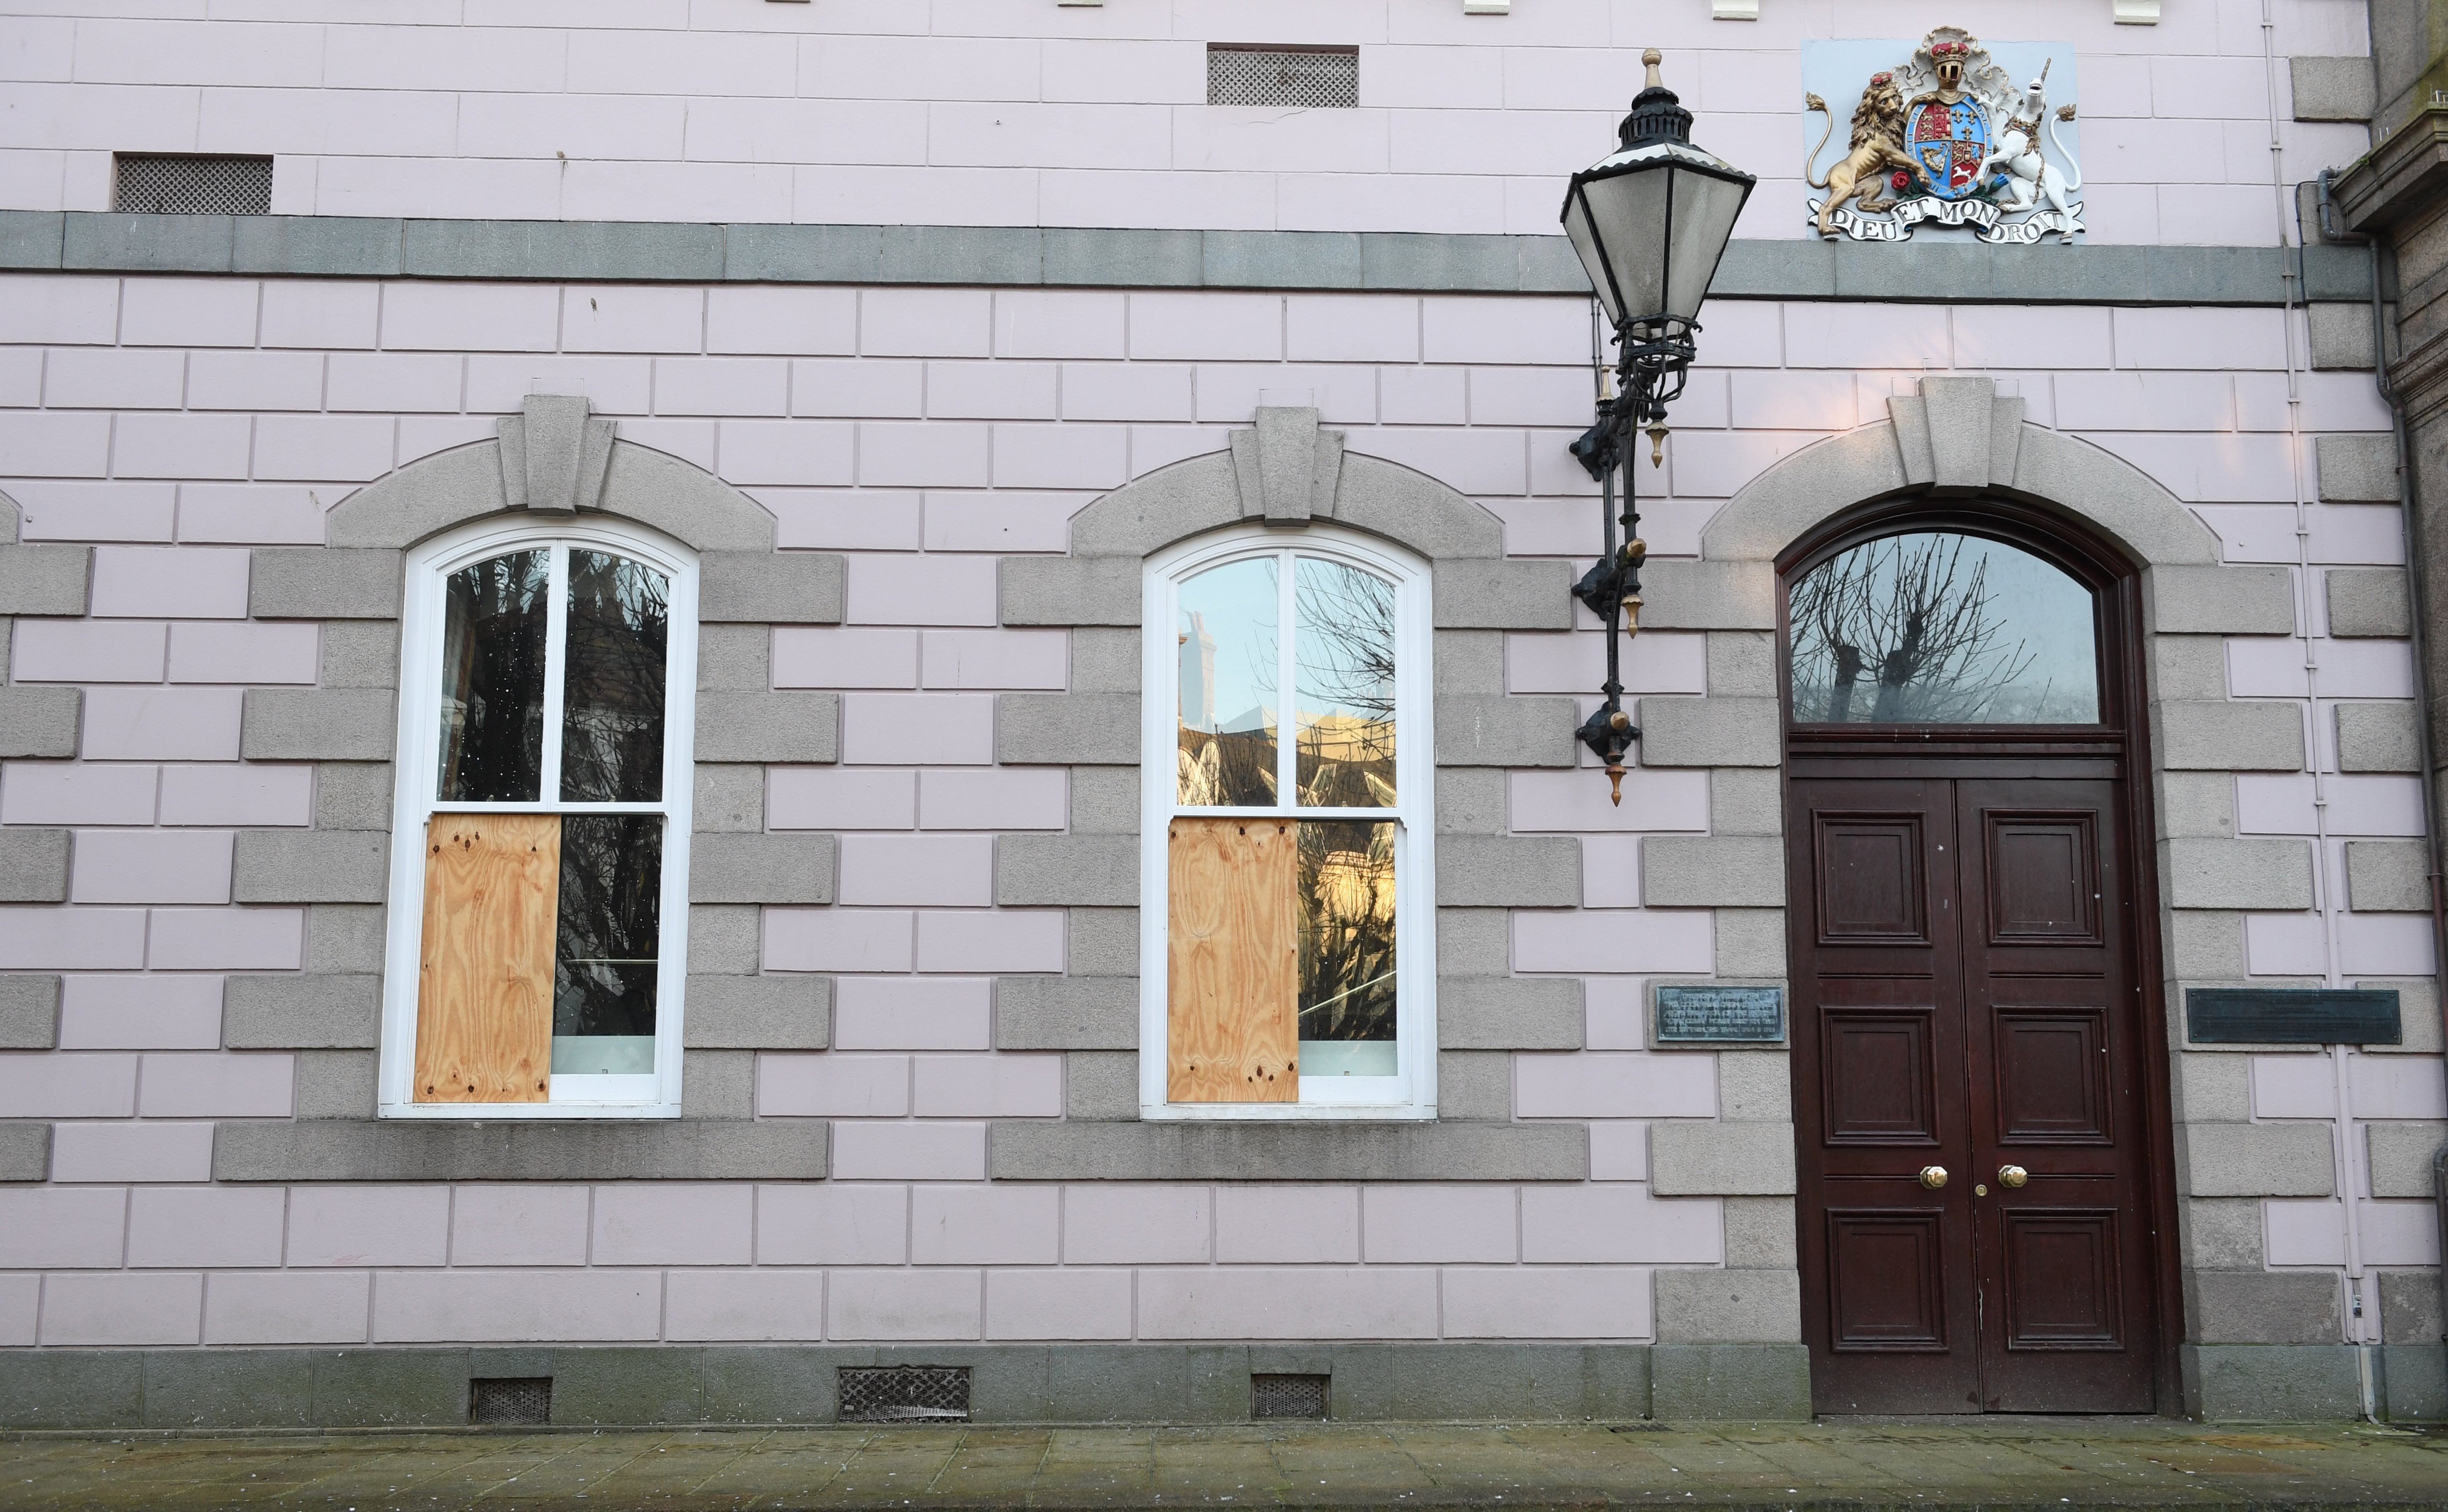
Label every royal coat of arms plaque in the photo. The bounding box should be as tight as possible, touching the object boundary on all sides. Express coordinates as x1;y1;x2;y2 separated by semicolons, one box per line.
1802;27;2086;244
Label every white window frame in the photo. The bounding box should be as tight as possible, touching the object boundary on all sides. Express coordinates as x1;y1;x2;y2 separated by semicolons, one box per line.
378;515;700;1120
1138;525;1437;1121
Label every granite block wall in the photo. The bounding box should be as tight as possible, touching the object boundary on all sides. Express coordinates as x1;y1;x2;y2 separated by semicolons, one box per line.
0;269;2433;1378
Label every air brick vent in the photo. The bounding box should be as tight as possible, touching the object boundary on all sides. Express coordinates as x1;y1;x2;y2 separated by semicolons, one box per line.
1208;45;1360;108
838;1365;971;1422
1251;1373;1330;1420
114;154;273;215
469;1377;553;1426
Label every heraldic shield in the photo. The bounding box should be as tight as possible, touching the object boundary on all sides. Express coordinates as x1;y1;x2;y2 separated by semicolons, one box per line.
1907;96;1989;200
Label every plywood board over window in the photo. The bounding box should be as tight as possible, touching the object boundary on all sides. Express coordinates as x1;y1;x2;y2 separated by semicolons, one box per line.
414;813;558;1102
1168;816;1298;1101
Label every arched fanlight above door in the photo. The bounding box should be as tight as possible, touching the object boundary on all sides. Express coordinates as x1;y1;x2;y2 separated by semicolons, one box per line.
1786;530;2104;727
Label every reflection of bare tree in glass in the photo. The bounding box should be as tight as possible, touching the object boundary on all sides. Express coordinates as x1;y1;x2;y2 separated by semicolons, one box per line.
1297;565;1394;720
1789;535;2045;724
1297;819;1396;1046
438;551;549;801
554;815;661;1040
1295;561;1397;808
560;553;668;803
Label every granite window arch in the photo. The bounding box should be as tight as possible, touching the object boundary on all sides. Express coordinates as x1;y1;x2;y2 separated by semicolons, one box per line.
378;513;700;1120
1139;524;1437;1119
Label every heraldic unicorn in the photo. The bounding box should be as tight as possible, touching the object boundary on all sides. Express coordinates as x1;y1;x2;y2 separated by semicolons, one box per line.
1805;26;2084;245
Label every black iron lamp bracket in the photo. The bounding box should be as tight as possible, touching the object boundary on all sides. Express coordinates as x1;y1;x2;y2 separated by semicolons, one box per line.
1567;321;1699;804
1575;699;1640;774
1555;49;1752;806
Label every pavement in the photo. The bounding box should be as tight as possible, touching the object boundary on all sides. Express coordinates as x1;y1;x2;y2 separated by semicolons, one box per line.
2;1418;2444;1511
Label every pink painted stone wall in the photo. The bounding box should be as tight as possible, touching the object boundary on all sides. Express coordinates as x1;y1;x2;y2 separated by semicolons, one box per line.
0;0;2376;244
0;271;2436;1346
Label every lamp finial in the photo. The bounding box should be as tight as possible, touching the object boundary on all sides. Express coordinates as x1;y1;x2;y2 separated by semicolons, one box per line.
1619;51;1692;146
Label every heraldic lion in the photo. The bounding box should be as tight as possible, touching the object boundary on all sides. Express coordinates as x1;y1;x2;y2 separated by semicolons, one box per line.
1805;73;1917;237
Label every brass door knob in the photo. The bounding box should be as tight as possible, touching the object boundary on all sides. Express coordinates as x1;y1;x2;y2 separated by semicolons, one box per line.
1918;1165;1948;1190
1998;1165;2029;1189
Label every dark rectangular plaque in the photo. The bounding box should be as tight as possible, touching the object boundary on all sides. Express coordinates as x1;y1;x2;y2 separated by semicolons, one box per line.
1654;985;1786;1045
2185;988;2401;1046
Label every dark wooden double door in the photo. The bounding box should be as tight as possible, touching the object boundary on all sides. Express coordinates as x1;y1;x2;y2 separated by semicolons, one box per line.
1787;767;2158;1413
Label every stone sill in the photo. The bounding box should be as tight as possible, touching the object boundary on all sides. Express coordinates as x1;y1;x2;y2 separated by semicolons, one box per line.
986;1118;1587;1182
211;1118;828;1182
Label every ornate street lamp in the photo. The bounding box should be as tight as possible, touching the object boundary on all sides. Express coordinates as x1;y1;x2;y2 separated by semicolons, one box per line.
1560;49;1755;803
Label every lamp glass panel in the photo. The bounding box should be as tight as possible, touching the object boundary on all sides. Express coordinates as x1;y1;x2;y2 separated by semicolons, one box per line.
1663;169;1751;323
1562;193;1620;324
1577;166;1670;324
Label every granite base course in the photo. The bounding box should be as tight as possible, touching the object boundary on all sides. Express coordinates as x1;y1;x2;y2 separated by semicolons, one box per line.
0;1344;1684;1429
11;1341;2435;1428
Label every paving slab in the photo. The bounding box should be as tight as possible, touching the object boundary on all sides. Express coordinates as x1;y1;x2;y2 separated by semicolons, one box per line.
0;1418;2442;1511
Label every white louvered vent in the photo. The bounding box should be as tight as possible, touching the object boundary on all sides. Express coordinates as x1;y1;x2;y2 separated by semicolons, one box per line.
1207;45;1360;108
114;155;273;215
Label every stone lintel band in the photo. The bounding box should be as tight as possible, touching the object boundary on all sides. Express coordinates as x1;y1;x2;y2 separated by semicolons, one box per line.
0;209;2381;307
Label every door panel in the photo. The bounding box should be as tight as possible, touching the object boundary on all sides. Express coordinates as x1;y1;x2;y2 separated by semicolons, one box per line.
1984;814;2100;941
1789;778;1981;1413
1827;1211;1950;1347
1790;772;2157;1414
1999;1209;2126;1348
1816;815;1930;941
1821;1008;1939;1143
1957;777;2156;1411
1992;1007;2111;1143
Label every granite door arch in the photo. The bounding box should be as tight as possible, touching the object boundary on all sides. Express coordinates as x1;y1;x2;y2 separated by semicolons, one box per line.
1777;496;2173;1415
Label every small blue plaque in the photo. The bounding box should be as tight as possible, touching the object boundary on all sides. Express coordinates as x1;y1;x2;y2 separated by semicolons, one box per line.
1654;985;1787;1045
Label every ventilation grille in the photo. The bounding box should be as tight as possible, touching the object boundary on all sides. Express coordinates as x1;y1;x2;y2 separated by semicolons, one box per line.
469;1377;553;1426
1251;1373;1330;1420
114;154;273;216
838;1365;971;1422
1208;46;1359;108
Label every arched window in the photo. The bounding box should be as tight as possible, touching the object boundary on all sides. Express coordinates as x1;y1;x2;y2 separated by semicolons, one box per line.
1786;530;2102;726
380;517;699;1118
1140;526;1435;1118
